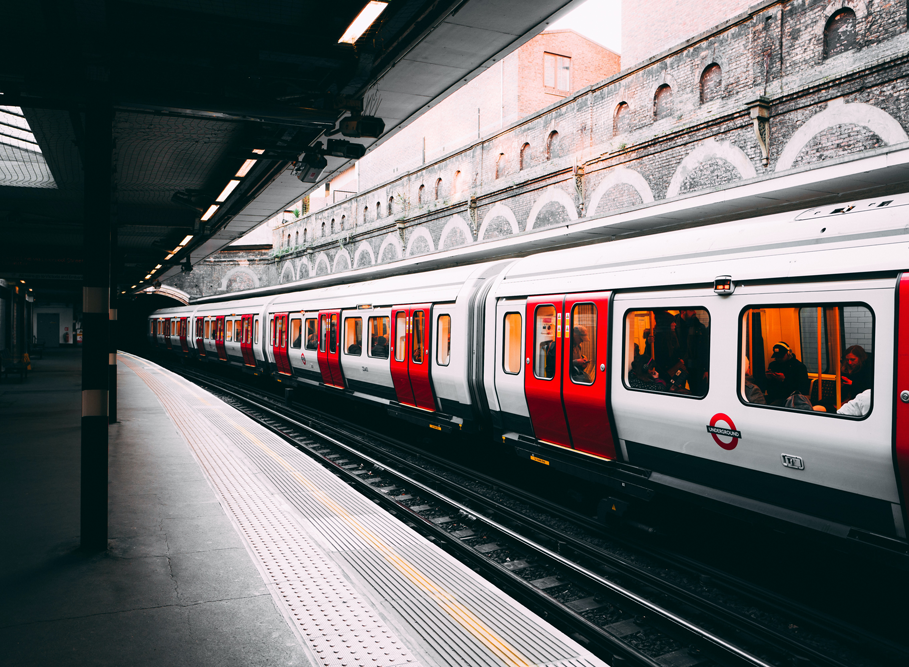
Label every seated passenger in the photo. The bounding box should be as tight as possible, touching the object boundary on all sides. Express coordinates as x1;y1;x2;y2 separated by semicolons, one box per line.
842;345;873;400
372;336;388;357
837;389;871;416
541;338;556;379
628;358;667;392
292;329;302;349
743;357;766;404
306;331;318;349
347;343;362;355
765;342;809;405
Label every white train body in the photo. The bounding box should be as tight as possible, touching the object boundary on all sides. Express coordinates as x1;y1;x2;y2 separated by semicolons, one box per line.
149;193;909;556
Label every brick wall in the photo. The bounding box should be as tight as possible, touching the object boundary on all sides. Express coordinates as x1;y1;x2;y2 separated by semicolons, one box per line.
622;0;757;68
174;0;909;298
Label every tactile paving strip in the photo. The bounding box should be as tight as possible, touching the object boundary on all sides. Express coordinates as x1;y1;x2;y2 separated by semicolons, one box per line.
121;355;606;667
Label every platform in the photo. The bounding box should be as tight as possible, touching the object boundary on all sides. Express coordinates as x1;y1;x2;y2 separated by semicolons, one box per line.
1;349;607;667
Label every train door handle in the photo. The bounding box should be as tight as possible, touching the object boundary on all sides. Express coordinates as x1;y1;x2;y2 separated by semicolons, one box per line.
901;390;909;403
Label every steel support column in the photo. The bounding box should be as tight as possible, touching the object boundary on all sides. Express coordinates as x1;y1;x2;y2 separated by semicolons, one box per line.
109;223;117;424
81;105;112;551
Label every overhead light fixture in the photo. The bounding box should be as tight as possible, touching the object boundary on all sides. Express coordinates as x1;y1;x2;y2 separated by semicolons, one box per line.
339;116;385;139
339;1;388;44
236;159;257;177
165;253;174;260
252;148;265;154
216;179;240;202
144;274;152;280
201;205;218;221
131;285;137;289
154;264;162;270
20;279;25;284
180;234;194;246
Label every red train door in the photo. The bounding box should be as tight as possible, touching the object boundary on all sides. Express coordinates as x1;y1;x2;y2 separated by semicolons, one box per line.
390;308;416;406
165;319;173;350
272;313;291;375
195;317;205;357
180;317;189;353
317;311;344;388
895;274;909;537
240;314;256;367
561;292;616;459
215;316;227;361
389;305;437;411
524;296;571;447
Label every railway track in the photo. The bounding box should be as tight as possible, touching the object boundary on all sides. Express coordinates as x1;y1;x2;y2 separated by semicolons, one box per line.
166;361;906;667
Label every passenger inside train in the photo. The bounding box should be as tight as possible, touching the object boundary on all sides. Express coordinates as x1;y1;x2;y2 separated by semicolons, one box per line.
369;316;389;358
625;308;710;396
740;304;874;417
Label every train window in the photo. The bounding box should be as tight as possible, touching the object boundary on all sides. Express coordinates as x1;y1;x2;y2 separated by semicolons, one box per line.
503;313;522;374
270;318;276;346
368;316;389;359
320;315;328;353
623;307;710;397
437;314;451;366
226;319;234;342
533;305;557;380
739;304;874;417
204;318;210;340
304;319;318;350
329;314;338;354
412;311;426;364
290;318;302;349
569;304;596;385
254;318;260;345
395;312;406;362
344;317;363;355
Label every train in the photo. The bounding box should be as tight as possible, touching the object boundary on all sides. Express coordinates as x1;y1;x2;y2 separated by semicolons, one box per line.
148;192;909;558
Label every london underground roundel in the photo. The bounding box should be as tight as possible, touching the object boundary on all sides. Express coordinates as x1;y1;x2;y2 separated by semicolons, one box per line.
706;413;741;450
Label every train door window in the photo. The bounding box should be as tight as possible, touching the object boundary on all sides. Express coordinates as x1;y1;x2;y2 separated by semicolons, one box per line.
329;315;338;354
344;317;362;355
503;312;522;374
533;305;557;379
203;318;209;339
290;317;302;349
739;304;873;417
226;319;234;342
412;311;425;364
395;312;406;361
304;318;318;350
623;308;710;397
369;316;389;358
569;304;596;385
436;314;451;366
254;318;260;344
270;317;276;346
320;315;329;352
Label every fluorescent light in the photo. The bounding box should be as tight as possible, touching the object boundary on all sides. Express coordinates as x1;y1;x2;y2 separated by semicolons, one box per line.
216;179;240;202
252;148;265;154
20;279;25;283
165;253;174;260
201;205;219;221
339;1;388;44
144;274;152;280
236;159;257;177
131;285;137;288
180;234;194;246
154;264;162;269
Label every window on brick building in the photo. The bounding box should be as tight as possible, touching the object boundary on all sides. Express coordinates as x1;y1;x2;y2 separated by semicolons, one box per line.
614;102;630;136
418;184;425;205
520;143;530;170
331;219;335;234
546;131;559;160
364;205;369;223
700;64;722;104
544;53;571;91
654;84;672;121
825;9;857;59
321;222;325;237
435;177;442;200
341;215;345;230
295;231;298;247
495;153;505;179
376;201;381;218
304;228;308;244
388;196;394;216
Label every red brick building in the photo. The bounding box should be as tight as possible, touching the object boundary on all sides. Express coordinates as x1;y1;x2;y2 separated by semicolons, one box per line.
355;29;620;191
622;0;756;68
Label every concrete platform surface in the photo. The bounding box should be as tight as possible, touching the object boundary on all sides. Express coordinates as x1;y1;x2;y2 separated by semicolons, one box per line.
0;348;310;666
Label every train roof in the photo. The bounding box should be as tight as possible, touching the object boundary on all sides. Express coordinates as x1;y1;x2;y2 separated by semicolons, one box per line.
495;192;909;297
